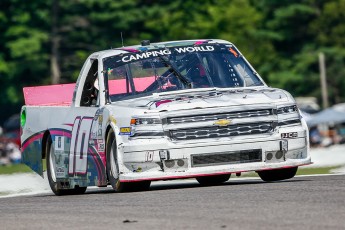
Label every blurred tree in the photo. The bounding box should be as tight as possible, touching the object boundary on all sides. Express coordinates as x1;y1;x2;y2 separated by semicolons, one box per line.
1;0;345;125
310;0;345;104
144;0;277;80
0;0;50;123
253;0;345;105
56;0;149;81
252;1;318;94
51;0;60;84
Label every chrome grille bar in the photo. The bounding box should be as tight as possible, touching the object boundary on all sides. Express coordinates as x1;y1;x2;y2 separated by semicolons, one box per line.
166;109;274;124
170;122;275;140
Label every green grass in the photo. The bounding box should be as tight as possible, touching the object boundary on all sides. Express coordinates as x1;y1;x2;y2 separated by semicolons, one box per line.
296;166;341;175
0;159;46;175
0;164;33;175
0;192;11;196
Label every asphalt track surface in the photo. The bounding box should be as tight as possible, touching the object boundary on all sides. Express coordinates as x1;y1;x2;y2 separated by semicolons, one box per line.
1;174;345;230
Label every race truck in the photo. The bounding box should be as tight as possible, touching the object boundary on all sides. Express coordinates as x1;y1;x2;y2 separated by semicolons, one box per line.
21;39;311;195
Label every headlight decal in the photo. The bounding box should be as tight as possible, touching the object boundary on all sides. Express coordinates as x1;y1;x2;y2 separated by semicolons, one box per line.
277;105;298;114
130;117;162;125
129;116;164;137
278;119;301;126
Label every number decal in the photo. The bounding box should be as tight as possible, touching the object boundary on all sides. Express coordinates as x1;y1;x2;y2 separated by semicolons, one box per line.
146;151;154;162
68;117;93;175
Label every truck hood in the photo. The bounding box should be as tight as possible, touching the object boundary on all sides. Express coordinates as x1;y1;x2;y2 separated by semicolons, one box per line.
112;87;294;113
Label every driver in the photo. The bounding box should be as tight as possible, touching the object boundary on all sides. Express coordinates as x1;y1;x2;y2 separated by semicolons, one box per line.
188;64;210;88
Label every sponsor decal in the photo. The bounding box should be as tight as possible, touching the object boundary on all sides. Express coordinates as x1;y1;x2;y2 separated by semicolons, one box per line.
91;131;98;139
98;115;103;124
122;49;171;62
281;132;298;138
109;116;117;124
56;167;65;178
214;119;232;126
119;127;132;135
97;140;105;152
121;45;215;63
280;139;288;152
55;136;64;151
229;47;238;57
133;167;142;172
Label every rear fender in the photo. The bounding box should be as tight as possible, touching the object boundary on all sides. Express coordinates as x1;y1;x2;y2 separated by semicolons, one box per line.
21;131;46;177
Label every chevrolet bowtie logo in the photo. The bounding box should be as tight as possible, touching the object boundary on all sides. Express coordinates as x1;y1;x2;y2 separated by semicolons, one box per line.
214;119;231;126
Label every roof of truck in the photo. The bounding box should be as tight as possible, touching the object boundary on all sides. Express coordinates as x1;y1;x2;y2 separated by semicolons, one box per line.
91;39;232;59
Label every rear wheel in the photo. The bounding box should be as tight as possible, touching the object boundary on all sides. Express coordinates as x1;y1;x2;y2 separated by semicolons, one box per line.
196;174;231;186
46;135;86;195
106;129;151;192
257;167;298;182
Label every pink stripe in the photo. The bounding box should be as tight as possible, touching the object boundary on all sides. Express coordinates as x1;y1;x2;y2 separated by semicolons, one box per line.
23;83;75;106
194;40;207;45
155;99;172;107
108;76;155;95
120;48;139;53
21;130;72;152
21;133;44;152
50;130;72;138
24;76;156;105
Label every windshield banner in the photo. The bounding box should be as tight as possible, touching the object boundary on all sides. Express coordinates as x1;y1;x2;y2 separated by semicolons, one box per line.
109;45;217;65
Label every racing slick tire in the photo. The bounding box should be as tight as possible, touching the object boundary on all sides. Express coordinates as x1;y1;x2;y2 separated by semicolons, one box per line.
257;167;298;182
46;135;87;196
196;174;231;186
106;129;151;192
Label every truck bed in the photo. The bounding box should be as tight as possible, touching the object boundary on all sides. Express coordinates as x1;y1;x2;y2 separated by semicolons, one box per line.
23;83;75;106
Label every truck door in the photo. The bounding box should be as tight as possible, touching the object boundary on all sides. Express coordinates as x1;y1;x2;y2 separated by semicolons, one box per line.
64;58;106;185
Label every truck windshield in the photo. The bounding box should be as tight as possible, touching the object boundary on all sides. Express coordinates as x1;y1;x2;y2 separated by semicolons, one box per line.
103;43;264;102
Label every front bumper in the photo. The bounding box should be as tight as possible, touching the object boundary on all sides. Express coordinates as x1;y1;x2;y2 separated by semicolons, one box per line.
118;126;310;182
119;158;310;182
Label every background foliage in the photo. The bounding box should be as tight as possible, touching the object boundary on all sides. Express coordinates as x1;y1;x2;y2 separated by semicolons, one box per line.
0;0;344;124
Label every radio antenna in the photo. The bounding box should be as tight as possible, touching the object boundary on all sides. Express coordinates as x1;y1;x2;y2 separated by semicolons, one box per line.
121;32;124;47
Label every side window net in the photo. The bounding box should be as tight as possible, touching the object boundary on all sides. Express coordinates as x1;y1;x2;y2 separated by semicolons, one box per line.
80;60;99;107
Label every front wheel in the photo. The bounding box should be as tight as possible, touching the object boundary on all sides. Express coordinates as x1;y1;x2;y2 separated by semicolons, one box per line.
46;135;86;196
106;129;151;192
257;167;298;182
196;174;231;186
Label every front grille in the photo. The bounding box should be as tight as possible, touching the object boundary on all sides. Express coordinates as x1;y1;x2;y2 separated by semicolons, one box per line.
170;122;274;140
191;149;262;167
166;109;274;124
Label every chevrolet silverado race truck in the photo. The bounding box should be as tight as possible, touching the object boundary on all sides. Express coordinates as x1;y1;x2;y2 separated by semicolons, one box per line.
21;39;311;195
